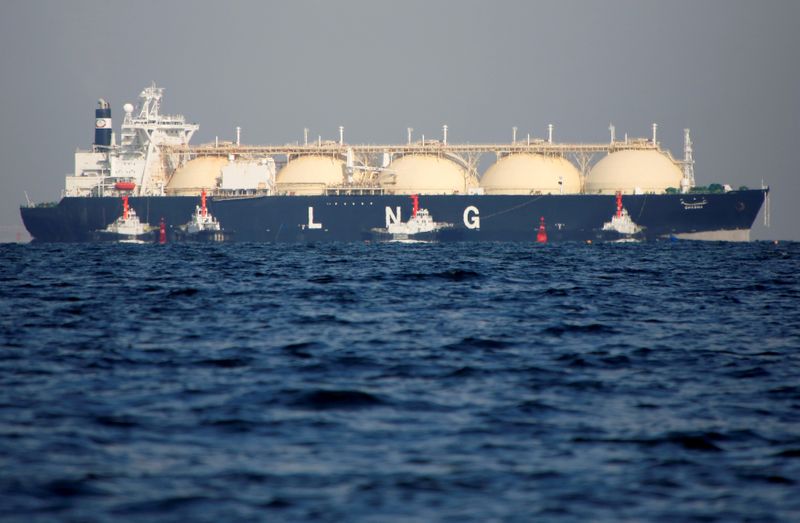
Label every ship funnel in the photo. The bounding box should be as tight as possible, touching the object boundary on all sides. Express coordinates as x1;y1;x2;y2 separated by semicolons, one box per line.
94;99;112;149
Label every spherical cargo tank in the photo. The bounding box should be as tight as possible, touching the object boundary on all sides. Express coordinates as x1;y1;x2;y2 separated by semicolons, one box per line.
275;155;346;195
379;154;473;195
585;150;682;195
165;156;227;196
480;154;581;195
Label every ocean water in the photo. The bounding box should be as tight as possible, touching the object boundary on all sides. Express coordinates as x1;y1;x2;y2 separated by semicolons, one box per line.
0;241;799;522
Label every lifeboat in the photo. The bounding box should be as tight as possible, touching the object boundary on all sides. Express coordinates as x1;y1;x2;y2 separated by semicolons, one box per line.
115;181;136;191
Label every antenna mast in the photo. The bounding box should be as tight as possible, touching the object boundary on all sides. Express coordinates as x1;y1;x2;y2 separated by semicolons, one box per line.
681;128;695;193
138;82;164;120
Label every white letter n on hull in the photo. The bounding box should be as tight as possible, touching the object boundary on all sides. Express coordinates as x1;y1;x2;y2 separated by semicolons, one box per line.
385;206;401;228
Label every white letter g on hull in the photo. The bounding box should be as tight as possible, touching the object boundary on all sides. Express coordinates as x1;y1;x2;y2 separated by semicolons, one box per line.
464;206;480;229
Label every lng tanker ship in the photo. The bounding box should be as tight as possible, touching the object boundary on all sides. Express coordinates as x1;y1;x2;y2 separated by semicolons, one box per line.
20;84;768;243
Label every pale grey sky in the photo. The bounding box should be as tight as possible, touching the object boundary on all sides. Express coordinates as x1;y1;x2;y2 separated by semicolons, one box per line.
1;0;798;240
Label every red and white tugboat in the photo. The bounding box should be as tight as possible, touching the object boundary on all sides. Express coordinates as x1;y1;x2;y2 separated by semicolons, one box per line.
372;194;453;242
175;189;232;242
601;191;644;242
94;196;154;243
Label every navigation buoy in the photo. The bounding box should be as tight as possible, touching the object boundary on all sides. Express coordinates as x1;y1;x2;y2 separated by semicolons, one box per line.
159;218;167;244
122;195;130;221
536;216;547;243
616;190;623;218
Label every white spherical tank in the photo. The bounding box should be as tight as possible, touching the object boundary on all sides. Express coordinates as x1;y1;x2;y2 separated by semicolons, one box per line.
166;156;227;196
586;150;683;195
276;156;346;195
480;154;581;195
379;155;470;195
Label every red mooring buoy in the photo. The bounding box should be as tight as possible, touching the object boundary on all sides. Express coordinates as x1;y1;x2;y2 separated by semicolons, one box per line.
159;218;167;244
536;216;547;243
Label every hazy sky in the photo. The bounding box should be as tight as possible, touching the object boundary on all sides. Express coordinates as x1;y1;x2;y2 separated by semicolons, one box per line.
1;0;798;241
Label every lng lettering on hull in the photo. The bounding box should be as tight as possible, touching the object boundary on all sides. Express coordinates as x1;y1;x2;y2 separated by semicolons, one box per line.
20;84;769;242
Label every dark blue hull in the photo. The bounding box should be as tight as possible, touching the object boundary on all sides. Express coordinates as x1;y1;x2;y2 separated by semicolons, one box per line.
20;190;767;243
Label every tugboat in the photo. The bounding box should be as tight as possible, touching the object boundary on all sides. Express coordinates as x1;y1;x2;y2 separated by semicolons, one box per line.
601;191;644;242
372;194;453;242
94;196;154;243
174;189;232;242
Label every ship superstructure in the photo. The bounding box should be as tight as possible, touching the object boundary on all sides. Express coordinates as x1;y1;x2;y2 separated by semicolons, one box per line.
66;83;198;198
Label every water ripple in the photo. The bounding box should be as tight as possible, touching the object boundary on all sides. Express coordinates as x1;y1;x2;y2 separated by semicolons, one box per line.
1;241;799;521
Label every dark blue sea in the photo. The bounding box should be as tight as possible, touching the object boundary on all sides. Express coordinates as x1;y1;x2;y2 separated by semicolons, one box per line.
1;241;799;522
